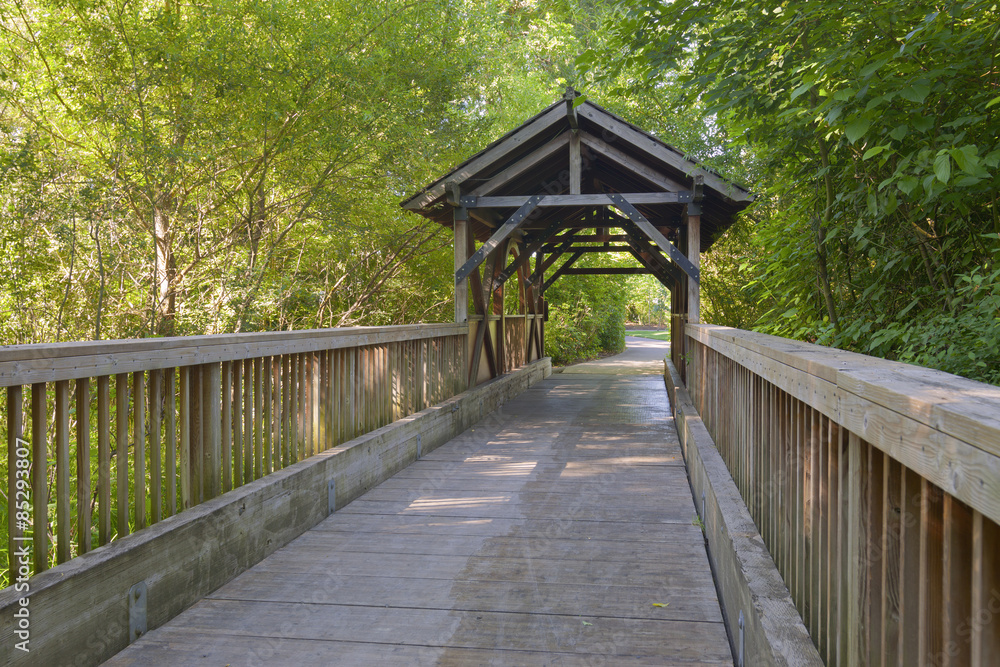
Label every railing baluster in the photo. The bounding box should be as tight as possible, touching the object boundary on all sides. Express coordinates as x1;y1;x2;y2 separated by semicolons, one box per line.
203;363;221;500
149;369;162;524
899;467;921;665
7;385;24;584
133;372;146;531
179;366;191;510
97;376;112;544
55;380;71;563
165;369;177;517
222;361;233;491
76;378;92;554
114;374;129;540
264;356;273;473
244;358;254;476
254;357;263;473
232;360;242;488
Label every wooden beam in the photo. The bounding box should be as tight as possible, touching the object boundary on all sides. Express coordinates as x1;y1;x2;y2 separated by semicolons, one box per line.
687;211;701;322
527;230;579;286
453;208;468;323
402;102;568;210
563;267;652;275
627;247;678;287
577;104;753;203
495;218;565;287
569;132;582;195
609;194;699;282
580;132;688;192
542;250;584;293
617;221;682;284
469;133;571;197
540;244;633;254
461;192;686;208
455;196;542;285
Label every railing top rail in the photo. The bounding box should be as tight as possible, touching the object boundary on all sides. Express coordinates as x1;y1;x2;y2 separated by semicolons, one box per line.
687;323;1000;454
0;323;468;387
687;323;1000;526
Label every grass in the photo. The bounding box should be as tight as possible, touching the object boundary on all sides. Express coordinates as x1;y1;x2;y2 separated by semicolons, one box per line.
625;330;671;342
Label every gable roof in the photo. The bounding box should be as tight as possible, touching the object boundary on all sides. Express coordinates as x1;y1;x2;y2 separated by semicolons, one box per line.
401;94;753;252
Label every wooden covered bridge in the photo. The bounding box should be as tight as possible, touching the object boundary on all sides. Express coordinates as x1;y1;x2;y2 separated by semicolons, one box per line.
2;92;1000;666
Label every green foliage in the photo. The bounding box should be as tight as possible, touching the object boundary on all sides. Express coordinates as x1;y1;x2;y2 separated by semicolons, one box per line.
545;254;628;365
582;0;1000;385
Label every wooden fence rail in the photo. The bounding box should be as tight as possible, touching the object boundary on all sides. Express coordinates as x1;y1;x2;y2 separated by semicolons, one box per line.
1;324;468;586
682;324;1000;666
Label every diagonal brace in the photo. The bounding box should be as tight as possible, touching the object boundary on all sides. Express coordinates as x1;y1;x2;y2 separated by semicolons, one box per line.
542;250;584;293
495;219;564;287
607;193;700;283
456;196;543;285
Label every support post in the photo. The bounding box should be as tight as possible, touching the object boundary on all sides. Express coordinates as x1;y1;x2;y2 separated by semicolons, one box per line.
686;208;701;324
454;207;468;323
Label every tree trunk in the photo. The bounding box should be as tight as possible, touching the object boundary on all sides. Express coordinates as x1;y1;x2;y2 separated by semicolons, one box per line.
153;198;176;335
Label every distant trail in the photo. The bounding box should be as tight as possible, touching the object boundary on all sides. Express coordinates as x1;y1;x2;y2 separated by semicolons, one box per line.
558;335;669;376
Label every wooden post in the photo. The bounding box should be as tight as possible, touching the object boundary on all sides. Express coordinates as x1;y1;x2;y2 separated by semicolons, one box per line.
454;207;468;324
569;131;581;195
686;208;701;324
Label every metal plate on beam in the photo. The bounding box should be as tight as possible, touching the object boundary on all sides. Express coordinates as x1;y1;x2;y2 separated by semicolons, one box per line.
608;194;700;283
128;581;148;643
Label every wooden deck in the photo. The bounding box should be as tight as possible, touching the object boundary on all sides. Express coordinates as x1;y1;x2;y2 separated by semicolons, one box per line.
104;338;732;666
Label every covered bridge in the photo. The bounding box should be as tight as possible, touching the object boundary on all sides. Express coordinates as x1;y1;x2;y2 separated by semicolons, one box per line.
1;92;999;667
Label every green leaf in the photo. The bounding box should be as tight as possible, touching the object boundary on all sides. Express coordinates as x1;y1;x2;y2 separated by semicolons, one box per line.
867;192;878;216
898;176;919;195
863;146;887;160
949;145;979;173
934;153;951;184
845;117;870;144
986;95;1000;110
889;124;908;141
790;83;811;100
900;84;931;103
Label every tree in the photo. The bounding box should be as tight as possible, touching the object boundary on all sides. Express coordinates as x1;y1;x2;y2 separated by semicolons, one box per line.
581;0;1000;383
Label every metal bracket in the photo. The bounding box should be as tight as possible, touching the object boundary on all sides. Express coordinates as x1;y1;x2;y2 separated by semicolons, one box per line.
677;190;694;203
607;194;700;283
455;195;543;285
417;434;422;459
128;581;148;643
328;479;336;515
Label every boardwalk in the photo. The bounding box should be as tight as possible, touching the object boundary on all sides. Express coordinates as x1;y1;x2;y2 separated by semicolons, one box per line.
105;338;732;666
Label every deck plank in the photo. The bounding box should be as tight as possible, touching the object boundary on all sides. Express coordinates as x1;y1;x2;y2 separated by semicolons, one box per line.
104;339;734;666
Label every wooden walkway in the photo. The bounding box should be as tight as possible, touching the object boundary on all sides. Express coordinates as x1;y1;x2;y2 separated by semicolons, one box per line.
105;338;732;666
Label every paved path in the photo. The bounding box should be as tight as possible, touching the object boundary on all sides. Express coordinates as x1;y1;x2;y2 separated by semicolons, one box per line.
105;337;732;666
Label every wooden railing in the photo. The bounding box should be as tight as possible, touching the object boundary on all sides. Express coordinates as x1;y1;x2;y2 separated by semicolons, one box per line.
1;324;468;587
682;324;1000;667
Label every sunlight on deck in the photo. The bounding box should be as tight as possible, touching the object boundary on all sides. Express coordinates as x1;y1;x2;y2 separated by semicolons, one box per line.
405;495;513;511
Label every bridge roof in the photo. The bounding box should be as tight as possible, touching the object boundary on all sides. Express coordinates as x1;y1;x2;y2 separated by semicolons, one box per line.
401;92;753;253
